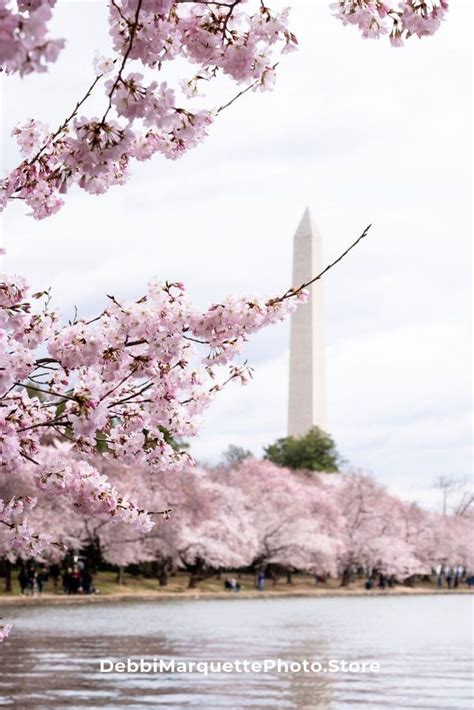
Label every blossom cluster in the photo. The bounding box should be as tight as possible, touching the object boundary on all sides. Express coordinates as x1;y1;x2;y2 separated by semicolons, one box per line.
0;271;302;560
0;0;297;219
0;622;12;641
331;0;449;45
0;490;53;562
0;0;64;76
0;494;37;527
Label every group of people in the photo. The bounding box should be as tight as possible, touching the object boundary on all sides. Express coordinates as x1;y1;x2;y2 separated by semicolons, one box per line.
433;564;467;589
62;563;94;595
365;573;395;591
224;572;267;591
18;565;49;596
17;559;95;596
223;577;241;592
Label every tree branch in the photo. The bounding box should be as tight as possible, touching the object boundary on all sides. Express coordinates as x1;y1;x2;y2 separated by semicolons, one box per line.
267;224;372;305
101;0;144;123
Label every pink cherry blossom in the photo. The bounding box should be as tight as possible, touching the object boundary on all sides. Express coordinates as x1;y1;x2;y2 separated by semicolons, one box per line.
0;0;64;76
332;1;449;46
0;623;12;641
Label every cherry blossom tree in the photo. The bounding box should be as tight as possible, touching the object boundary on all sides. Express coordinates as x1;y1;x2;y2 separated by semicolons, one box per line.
332;471;430;584
335;472;382;584
222;460;308;574
330;473;473;583
1;1;449;219
219;460;341;583
173;479;257;589
447;515;474;571
426;512;474;572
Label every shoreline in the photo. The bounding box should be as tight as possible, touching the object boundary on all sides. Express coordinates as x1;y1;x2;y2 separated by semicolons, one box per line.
1;586;472;607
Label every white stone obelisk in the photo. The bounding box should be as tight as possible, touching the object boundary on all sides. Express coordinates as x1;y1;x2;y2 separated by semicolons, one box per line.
287;207;327;436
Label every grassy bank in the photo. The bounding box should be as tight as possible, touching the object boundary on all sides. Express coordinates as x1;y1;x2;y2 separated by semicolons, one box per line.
1;571;472;606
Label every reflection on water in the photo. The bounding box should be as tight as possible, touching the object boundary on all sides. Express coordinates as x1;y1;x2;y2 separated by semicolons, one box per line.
1;595;472;708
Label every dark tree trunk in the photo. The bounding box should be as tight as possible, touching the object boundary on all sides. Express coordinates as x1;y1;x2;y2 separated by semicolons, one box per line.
187;558;212;589
4;559;12;593
341;567;353;587
286;571;293;584
151;559;169;586
158;563;168;587
188;574;198;589
84;538;102;573
116;565;125;585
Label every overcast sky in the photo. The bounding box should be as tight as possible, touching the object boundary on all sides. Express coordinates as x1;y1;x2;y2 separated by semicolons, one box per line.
1;0;471;507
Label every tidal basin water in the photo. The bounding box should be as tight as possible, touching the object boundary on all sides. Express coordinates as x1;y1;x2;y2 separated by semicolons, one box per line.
1;595;473;709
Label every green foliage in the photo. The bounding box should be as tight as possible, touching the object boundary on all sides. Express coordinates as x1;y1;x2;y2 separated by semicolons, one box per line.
222;444;253;466
159;426;189;452
264;427;340;472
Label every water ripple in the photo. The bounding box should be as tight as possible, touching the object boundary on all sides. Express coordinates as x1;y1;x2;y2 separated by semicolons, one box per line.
1;595;472;709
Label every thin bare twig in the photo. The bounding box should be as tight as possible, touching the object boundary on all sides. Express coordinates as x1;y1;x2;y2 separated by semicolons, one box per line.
268;224;372;305
28;74;104;167
15;381;78;403
148;508;173;517
217;79;260;113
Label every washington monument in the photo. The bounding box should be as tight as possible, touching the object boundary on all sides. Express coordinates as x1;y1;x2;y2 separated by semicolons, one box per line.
287;207;327;437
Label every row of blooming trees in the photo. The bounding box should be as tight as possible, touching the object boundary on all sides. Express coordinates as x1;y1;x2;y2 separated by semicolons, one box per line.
2;451;472;590
0;0;450;641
